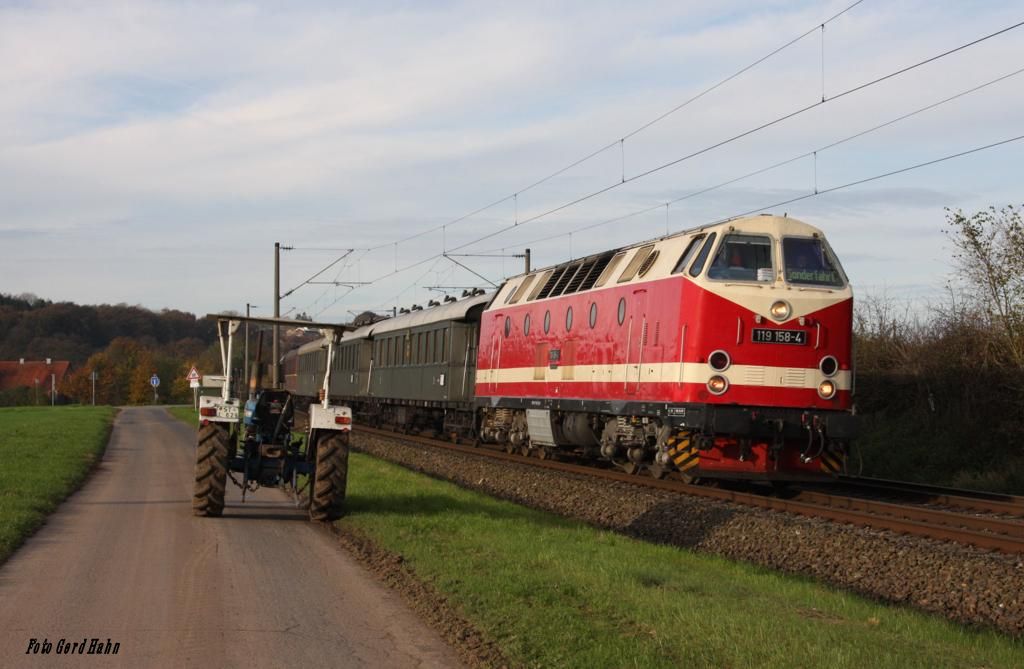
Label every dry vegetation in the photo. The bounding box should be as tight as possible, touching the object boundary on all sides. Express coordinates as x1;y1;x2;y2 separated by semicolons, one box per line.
854;206;1024;492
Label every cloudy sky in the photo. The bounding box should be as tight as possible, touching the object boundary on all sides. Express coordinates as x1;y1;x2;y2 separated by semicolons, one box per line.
2;0;1022;320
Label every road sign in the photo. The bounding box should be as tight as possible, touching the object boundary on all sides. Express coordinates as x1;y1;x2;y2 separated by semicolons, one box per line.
150;375;160;388
189;379;200;389
186;367;200;382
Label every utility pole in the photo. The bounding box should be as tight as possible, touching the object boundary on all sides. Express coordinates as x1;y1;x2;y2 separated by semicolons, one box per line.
91;371;97;406
50;373;55;406
524;248;531;273
273;242;280;387
245;303;259;388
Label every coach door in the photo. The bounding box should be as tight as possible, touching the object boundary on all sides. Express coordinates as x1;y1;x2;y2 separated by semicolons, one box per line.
626;289;648;394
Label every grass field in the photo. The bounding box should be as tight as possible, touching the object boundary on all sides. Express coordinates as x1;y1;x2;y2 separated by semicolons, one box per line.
340;455;1024;668
163;408;1024;667
0;406;116;564
165;405;198;424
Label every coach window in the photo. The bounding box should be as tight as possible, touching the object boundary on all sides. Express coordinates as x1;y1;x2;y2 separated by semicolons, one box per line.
504;316;511;338
708;233;774;282
524;313;531;336
565;306;573;331
617;297;626;325
688;232;718;277
440;328;448;363
589;302;598;328
543;310;551;334
672;234;705;273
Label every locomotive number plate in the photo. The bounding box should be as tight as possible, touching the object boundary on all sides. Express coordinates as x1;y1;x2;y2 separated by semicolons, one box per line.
751;328;807;345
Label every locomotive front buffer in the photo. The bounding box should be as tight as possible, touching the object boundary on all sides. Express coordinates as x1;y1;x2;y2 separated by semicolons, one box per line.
193;313;353;521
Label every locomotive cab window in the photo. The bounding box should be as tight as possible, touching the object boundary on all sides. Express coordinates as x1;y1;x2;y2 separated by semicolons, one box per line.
672;234;705;274
688;233;717;277
707;233;773;282
783;237;846;287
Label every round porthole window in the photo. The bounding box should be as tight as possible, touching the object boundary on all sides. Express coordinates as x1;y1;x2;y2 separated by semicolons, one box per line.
617;297;626;325
544;310;551;334
589;302;597;328
524;314;531;336
566;306;573;331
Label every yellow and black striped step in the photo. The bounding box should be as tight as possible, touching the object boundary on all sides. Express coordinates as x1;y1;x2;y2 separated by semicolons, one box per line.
665;432;699;472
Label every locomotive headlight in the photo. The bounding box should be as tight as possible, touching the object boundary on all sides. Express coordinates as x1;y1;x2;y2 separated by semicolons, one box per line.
818;379;836;399
769;300;791;321
708;350;731;372
707;375;729;395
819;355;839;377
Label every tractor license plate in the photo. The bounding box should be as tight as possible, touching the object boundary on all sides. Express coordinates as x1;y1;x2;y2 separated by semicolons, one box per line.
216;406;239;419
752;328;807;345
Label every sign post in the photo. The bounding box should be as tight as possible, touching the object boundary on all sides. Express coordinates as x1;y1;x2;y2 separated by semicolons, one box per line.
90;371;98;406
150;374;160;404
186;367;201;410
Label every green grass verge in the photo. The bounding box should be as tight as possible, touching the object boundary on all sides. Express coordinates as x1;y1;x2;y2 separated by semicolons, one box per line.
165;405;198;425
340;453;1024;669
0;405;116;564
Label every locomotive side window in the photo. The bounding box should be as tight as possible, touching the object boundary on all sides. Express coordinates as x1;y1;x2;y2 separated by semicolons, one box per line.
617;297;626;325
589;302;598;328
783;237;846;287
510;274;536;303
617;244;656;283
524;314;531;336
688;233;717;277
504;316;511;338
566;306;573;331
708;233;774;282
526;270;553;301
544;310;551;333
672;235;705;273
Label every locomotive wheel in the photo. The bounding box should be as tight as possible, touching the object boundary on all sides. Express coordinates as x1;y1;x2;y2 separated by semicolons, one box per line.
504;443;516;454
519;445;531;457
193;423;230;517
310;432;349;522
648;463;668;480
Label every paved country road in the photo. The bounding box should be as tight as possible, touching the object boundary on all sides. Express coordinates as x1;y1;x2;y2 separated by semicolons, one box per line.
0;407;463;668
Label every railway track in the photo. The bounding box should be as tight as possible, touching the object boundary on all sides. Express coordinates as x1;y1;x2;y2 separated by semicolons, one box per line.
354;426;1024;554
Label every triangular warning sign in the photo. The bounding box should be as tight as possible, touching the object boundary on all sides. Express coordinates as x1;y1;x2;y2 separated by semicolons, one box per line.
186;366;200;381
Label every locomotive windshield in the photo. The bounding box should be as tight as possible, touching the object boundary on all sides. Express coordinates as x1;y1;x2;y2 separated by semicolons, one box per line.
707;234;774;282
783;237;846;287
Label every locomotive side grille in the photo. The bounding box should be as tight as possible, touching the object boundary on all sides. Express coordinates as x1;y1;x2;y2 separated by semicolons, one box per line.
536;267;566;299
743;366;766;385
782;368;808;387
550;262;583;296
578;252;615;292
563;258;595;294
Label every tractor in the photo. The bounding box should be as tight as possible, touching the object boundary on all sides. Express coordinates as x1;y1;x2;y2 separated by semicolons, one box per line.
193;314;352;521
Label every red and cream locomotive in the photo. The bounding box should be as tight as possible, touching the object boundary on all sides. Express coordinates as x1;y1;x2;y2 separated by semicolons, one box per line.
287;213;856;482
474;214;855;480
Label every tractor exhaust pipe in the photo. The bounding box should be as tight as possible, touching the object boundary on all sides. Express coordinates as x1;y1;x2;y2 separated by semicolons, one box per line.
250;330;265;397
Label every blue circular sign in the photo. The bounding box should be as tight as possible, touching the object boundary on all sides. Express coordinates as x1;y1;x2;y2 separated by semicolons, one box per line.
150;375;160;388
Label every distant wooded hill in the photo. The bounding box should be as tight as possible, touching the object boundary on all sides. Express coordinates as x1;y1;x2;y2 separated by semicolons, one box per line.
0;293;214;365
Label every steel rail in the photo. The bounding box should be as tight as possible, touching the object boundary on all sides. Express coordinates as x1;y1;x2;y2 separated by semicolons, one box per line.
834;476;1024;516
353;426;1024;554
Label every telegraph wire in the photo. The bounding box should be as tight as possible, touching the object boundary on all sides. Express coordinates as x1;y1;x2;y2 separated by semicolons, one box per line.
475;65;1024;253
349;0;868;255
308;18;1024;318
447;19;1024;254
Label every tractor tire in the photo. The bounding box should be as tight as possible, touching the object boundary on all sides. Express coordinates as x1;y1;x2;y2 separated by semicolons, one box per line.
193;422;230;517
309;432;349;522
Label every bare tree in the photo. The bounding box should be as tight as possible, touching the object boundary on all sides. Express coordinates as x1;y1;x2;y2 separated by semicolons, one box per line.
944;205;1024;367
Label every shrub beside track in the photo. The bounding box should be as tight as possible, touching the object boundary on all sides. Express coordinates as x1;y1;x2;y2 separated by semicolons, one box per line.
0;406;115;564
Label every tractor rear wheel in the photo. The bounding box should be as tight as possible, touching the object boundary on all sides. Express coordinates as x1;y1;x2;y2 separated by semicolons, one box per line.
310;432;349;522
193;423;230;517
